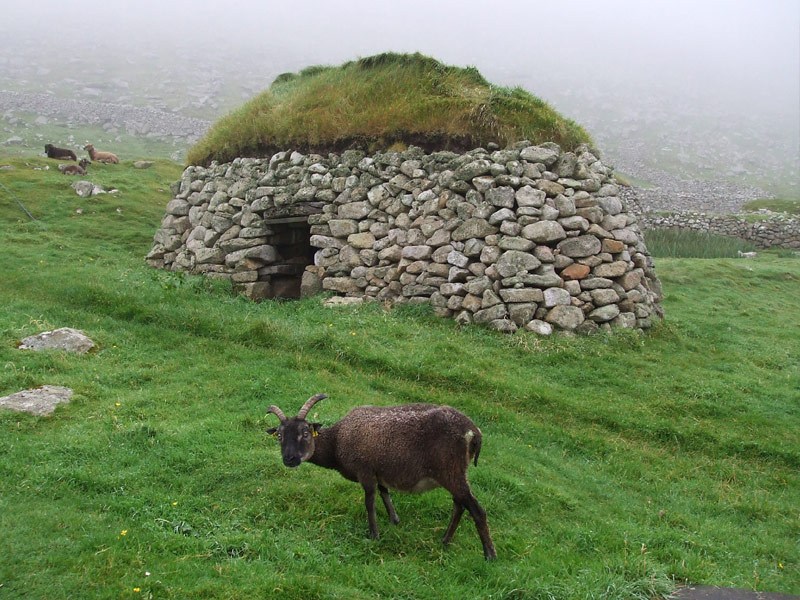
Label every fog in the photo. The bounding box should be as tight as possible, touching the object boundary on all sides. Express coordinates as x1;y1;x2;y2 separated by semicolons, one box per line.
2;0;798;195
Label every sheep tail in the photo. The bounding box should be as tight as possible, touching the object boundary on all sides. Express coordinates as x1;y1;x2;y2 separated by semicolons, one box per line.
470;428;482;467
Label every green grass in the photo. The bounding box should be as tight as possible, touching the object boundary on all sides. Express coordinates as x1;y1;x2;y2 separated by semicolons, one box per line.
1;154;798;599
644;228;759;258
187;52;591;166
742;198;800;216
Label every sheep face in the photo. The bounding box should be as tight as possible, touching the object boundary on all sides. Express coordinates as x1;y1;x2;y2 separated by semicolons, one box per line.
267;417;322;468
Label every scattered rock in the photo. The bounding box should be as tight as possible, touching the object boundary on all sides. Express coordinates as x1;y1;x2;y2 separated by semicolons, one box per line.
133;161;155;169
18;327;95;354
0;91;210;142
0;386;73;416
72;181;95;197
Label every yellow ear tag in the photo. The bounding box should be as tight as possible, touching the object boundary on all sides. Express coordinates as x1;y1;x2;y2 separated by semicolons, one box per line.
312;429;319;438
271;432;278;439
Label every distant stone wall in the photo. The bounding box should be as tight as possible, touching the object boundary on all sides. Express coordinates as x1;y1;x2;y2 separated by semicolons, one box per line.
147;143;664;335
641;211;800;249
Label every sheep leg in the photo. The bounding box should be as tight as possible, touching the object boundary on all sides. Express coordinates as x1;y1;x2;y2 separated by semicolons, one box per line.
463;493;497;560
378;484;400;525
449;484;497;560
442;500;465;546
361;480;380;539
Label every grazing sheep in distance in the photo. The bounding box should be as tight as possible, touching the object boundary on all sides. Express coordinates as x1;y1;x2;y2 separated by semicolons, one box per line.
84;144;119;164
59;159;91;175
266;393;497;560
45;144;77;161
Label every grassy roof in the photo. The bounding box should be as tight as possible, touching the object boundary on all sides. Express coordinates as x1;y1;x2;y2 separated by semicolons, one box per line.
186;52;592;166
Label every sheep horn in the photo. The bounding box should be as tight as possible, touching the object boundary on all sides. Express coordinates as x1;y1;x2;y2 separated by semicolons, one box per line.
265;405;287;422
297;393;328;419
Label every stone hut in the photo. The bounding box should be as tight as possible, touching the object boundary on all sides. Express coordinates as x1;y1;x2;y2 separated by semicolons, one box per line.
147;142;664;334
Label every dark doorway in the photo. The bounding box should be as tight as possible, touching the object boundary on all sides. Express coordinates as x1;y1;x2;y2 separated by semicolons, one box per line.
261;217;315;299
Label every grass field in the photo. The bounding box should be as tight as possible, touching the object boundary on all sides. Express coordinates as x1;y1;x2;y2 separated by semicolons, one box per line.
1;155;798;599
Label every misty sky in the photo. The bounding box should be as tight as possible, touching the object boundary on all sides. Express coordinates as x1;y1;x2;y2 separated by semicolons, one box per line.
2;0;799;161
5;0;798;95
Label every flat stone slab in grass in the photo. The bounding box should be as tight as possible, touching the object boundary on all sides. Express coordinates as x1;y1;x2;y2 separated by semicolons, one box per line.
18;327;95;354
323;296;364;307
671;586;800;600
0;386;73;416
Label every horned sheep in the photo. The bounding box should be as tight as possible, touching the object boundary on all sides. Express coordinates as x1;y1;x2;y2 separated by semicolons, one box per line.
266;393;497;560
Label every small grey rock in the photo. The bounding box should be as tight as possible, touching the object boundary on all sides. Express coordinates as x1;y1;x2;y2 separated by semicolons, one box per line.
19;327;95;354
0;386;73;416
72;180;95;198
525;319;553;335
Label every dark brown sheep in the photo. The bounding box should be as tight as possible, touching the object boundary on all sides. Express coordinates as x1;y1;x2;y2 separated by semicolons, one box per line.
59;159;91;175
45;144;77;161
266;393;497;559
84;144;119;164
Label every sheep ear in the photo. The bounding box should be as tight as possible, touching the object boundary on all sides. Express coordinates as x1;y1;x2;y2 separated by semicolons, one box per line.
266;427;278;437
311;423;323;437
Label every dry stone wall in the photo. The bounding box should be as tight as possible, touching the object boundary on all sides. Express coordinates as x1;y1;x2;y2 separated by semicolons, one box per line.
148;143;664;335
642;211;800;249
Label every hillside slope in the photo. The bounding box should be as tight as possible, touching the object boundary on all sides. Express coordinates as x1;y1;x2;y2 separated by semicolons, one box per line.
0;155;797;598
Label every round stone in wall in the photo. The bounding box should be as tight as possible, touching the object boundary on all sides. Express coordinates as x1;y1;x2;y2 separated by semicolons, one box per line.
0;386;73;416
18;328;95;354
